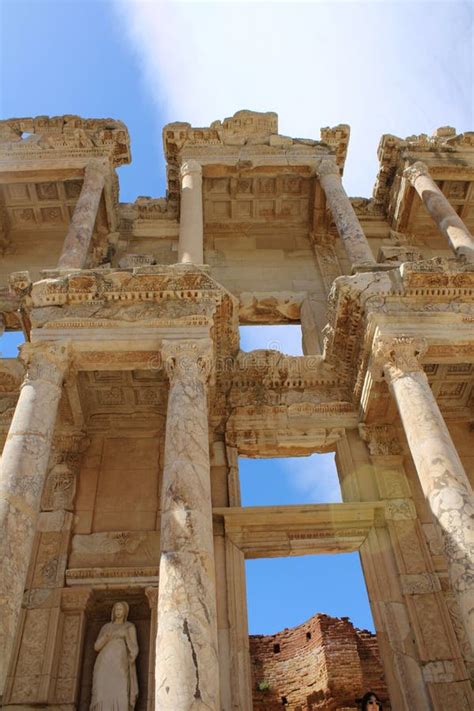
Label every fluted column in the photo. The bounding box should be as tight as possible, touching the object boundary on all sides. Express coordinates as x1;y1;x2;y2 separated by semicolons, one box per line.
57;159;107;269
0;342;69;694
374;335;474;656
178;159;204;264
155;339;219;710
404;161;474;262
317;158;376;270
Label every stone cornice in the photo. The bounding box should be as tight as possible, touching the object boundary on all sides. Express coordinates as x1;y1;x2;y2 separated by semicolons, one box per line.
373;128;474;211
0;115;130;168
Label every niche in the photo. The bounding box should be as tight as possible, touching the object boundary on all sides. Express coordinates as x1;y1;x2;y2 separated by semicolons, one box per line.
78;589;151;711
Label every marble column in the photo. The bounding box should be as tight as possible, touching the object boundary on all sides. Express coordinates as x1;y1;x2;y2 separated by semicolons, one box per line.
178;159;204;264
404;161;474;262
374;335;474;657
57;159;107;269
155;339;219;710
317;158;376;270
0;342;69;695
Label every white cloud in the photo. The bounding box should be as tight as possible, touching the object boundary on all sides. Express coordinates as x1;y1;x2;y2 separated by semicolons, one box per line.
114;0;472;196
281;453;342;503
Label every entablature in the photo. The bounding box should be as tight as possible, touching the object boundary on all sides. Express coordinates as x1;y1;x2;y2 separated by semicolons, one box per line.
373;127;474;241
213;502;384;558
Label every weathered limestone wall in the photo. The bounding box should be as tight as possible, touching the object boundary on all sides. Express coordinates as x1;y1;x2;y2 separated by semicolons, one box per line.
250;614;388;711
73;433;162;535
0;229;65;284
207;230;325;296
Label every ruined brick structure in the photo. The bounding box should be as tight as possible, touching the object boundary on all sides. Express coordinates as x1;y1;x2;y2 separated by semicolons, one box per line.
250;614;387;710
0;111;473;710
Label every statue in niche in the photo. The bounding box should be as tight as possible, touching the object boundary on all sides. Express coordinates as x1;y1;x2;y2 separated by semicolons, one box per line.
90;601;139;711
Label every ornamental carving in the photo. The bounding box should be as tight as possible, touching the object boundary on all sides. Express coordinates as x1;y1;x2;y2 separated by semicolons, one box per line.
162;338;213;386
0;115;130;167
359;424;402;456
403;161;430;184
371;335;428;382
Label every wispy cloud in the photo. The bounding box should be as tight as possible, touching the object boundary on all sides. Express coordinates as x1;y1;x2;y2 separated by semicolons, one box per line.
113;0;472;196
281;453;342;503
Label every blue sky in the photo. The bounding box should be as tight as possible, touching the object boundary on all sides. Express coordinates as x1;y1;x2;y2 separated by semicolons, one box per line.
1;0;472;635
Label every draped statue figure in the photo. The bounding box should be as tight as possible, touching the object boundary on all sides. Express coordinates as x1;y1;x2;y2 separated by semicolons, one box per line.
90;601;139;711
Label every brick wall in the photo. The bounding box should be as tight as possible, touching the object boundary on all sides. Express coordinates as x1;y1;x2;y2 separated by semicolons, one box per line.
250;614;389;710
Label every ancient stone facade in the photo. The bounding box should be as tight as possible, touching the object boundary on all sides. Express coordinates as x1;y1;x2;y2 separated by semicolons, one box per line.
250;613;387;710
0;110;473;710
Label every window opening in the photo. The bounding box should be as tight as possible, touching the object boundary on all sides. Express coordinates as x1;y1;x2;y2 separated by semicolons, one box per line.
0;330;25;358
239;453;342;507
239;324;303;356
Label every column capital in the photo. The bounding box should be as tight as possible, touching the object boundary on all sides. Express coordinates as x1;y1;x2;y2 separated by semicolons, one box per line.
316;157;340;179
19;342;71;387
372;335;428;382
60;586;93;612
180;158;202;179
162;338;213;386
404;160;430;184
358;423;403;457
145;586;159;609
84;157;109;178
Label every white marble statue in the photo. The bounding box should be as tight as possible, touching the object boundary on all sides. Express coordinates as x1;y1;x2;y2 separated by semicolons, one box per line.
90;601;139;711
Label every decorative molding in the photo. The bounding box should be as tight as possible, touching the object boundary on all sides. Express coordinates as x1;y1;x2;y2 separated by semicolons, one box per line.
359;424;402;456
400;573;441;595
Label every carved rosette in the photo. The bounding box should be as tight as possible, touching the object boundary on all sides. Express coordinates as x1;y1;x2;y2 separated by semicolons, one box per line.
162;339;213;386
372;335;428;383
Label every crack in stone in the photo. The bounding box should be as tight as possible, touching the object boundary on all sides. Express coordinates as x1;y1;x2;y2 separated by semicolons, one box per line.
183;617;201;700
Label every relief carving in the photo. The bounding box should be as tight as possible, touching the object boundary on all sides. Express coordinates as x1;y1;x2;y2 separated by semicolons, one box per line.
372;335;427;382
359;424;402;456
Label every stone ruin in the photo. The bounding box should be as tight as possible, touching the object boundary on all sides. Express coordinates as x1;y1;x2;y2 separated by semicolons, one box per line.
250;613;387;710
0;110;473;710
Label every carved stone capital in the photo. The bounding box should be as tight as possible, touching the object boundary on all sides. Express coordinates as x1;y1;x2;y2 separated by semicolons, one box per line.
372;335;428;382
403;160;430;185
19;342;71;387
60;586;93;612
316;157;340;179
180;159;202;179
84;157;109;179
162;338;213;386
359;424;402;457
145;586;159;609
